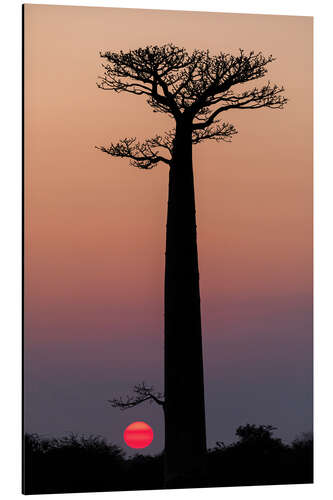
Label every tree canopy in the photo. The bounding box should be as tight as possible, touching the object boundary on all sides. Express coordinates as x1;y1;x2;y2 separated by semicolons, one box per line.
97;44;287;168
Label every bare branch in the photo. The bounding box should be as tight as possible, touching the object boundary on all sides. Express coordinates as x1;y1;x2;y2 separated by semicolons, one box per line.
98;44;191;118
108;382;165;411
193;83;287;130
187;50;278;112
96;135;172;169
192;122;238;144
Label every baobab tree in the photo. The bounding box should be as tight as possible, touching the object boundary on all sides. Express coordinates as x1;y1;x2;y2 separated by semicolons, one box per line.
96;44;287;486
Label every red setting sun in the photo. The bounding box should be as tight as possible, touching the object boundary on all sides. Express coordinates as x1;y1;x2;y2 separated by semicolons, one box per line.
123;421;154;449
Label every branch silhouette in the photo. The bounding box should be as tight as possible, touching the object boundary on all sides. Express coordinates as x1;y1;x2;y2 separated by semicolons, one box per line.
97;44;287;169
108;382;165;412
96;137;172;169
96;123;237;168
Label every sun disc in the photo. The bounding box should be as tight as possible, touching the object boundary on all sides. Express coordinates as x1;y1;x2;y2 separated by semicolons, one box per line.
123;421;154;449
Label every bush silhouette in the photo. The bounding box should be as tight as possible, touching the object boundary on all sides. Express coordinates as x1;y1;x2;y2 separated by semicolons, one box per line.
206;425;313;487
24;434;127;494
23;425;312;494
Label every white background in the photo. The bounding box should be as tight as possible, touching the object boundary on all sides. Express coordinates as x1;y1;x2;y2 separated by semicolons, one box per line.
0;0;332;499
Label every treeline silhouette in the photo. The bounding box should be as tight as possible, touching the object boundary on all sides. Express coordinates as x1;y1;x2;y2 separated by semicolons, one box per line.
23;424;313;494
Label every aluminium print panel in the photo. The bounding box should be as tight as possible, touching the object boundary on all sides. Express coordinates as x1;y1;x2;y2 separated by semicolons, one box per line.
23;3;313;494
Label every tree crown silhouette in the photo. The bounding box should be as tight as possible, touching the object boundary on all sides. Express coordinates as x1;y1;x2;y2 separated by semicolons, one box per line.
97;43;287;168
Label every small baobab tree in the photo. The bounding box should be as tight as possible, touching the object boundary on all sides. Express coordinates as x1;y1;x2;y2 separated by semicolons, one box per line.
97;44;287;486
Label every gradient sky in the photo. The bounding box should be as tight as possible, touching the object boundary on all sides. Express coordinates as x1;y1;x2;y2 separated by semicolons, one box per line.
24;5;312;455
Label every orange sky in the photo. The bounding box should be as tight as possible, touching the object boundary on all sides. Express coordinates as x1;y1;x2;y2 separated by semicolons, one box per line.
24;5;312;450
25;6;312;336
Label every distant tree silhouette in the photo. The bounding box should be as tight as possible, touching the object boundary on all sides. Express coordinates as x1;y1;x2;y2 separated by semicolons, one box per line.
23;433;126;494
236;424;281;444
97;43;287;485
292;431;313;449
207;424;312;488
23;425;312;493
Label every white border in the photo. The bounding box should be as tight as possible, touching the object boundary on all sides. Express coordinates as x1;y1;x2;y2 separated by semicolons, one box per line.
1;1;332;499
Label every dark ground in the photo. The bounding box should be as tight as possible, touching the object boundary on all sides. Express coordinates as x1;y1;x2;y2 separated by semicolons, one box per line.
23;424;313;494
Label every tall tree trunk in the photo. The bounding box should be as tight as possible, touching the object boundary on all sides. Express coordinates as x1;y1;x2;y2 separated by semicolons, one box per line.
164;122;207;486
